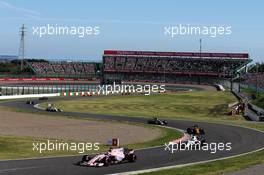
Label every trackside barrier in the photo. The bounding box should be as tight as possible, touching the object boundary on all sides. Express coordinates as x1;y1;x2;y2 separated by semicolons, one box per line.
247;103;264;121
58;90;142;96
0;93;60;100
232;90;264;121
246;109;264;121
0;90;103;100
248;103;264;115
0;89;162;100
59;91;104;96
0;91;107;100
0;90;135;100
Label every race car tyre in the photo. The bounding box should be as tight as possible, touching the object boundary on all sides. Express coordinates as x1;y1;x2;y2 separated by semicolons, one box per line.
128;154;137;162
163;120;168;125
187;128;193;135
77;161;87;166
81;155;91;162
103;157;110;167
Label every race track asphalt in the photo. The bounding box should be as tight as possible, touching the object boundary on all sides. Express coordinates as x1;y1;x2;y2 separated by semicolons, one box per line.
1;99;264;175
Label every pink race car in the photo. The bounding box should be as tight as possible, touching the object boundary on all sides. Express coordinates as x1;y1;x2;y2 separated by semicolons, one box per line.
77;147;137;167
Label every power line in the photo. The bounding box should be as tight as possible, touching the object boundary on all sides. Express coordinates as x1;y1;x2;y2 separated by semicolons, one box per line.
18;24;26;71
199;38;202;54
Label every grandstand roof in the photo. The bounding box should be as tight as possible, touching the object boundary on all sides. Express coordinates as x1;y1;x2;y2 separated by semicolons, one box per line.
104;50;249;59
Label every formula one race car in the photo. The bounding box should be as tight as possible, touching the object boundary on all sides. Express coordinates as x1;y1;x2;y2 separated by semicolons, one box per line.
181;124;206;149
186;124;205;136
46;104;63;112
77;147;137;167
147;118;168;125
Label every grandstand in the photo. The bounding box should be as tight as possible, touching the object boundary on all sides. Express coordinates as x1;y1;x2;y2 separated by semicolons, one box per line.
27;60;100;79
0;49;256;96
0;50;253;86
103;50;252;84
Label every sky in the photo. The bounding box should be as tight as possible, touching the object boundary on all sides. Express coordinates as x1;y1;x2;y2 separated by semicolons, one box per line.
0;0;263;62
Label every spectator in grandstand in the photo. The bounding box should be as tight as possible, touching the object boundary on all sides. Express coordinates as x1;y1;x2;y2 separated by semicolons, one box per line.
104;55;248;82
29;61;97;77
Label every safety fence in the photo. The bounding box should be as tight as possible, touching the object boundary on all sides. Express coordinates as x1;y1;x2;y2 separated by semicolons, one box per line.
0;84;99;96
232;90;264;122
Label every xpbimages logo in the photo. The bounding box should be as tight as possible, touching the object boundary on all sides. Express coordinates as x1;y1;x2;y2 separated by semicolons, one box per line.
98;82;166;95
164;24;232;38
164;141;232;154
32;140;100;154
32;24;100;38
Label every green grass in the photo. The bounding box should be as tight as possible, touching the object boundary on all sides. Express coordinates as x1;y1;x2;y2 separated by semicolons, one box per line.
40;91;239;122
140;149;264;175
0;121;182;160
252;95;264;109
0;136;91;159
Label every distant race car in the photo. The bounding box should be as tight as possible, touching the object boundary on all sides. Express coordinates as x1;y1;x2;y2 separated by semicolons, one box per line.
77;147;137;167
46;104;63;112
181;124;206;148
186;124;205;136
147;118;168;125
26;100;36;105
46;107;63;112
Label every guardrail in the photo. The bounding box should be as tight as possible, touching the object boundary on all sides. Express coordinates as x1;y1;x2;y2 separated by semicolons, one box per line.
232;90;264;122
0;93;60;100
247;103;264;121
